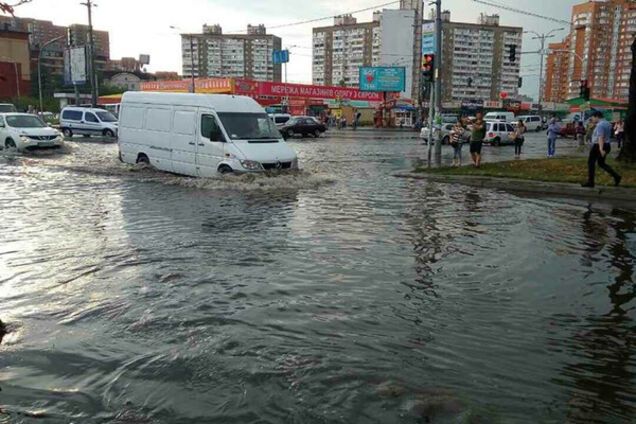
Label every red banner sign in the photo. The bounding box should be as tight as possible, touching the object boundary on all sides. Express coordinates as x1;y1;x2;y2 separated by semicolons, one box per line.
141;78;233;93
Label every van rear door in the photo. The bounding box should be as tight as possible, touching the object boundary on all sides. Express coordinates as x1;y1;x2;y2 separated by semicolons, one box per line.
196;111;226;177
171;109;198;176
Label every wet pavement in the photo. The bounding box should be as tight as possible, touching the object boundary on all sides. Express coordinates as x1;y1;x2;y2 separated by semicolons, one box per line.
0;132;634;423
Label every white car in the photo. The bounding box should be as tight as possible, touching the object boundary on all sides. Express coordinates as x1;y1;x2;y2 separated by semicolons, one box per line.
269;113;292;128
60;107;119;138
420;123;456;145
517;115;543;132
0;113;63;151
484;121;515;146
118;92;298;177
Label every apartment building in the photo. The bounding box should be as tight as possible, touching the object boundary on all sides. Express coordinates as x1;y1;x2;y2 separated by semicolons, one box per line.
181;24;282;82
439;12;523;103
543;39;571;103
551;0;636;102
312;14;380;87
0;16;110;80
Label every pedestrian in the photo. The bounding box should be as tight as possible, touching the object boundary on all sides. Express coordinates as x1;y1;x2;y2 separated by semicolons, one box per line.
576;121;585;146
470;111;486;168
546;118;559;158
615;120;624;149
513;119;526;158
450;116;468;167
582;110;622;188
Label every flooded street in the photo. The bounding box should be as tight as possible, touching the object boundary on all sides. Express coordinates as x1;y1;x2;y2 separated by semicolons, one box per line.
1;132;635;423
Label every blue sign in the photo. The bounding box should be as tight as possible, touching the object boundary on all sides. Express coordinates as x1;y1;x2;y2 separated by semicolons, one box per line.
272;49;290;64
422;23;436;55
358;67;406;92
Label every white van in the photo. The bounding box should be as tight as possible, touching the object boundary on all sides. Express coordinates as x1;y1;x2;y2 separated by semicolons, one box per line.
517;115;543;132
484;111;515;123
60;107;119;138
118;92;298;177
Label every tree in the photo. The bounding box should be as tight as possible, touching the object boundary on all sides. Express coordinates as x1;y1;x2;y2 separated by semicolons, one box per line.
618;37;636;163
0;1;32;15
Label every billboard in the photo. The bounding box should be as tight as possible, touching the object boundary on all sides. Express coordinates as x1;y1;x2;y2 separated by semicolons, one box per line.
358;67;406;92
139;54;150;65
422;22;436;56
68;47;87;85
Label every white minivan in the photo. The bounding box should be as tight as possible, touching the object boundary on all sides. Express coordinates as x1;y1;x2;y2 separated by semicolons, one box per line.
484;111;515;123
118;92;298;177
60;107;119;138
517;115;543;132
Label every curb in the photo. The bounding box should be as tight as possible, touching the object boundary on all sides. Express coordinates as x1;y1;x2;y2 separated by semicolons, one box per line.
395;172;636;205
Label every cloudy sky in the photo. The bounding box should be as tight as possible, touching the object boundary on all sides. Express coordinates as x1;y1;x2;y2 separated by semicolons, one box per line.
12;0;580;100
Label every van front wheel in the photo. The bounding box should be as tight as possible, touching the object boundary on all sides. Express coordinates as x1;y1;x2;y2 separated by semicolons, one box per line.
218;165;233;175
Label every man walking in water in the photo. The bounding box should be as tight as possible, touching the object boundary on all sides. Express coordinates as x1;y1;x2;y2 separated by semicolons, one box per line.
582;111;622;188
470;112;486;167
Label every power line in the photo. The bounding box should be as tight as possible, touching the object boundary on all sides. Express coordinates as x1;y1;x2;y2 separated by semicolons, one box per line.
471;0;571;25
229;0;400;33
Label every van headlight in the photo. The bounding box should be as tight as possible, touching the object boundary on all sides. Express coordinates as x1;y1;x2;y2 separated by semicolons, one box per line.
240;160;262;171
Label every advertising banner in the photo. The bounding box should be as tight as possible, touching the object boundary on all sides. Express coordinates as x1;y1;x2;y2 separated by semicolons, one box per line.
358;67;406;92
65;46;87;85
255;81;384;101
141;78;233;93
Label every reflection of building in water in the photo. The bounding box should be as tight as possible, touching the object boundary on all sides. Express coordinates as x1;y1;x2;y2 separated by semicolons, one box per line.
557;209;636;423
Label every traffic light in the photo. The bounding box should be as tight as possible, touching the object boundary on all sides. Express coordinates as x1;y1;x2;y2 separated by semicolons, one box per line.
422;54;435;82
579;79;590;100
518;77;523;88
509;44;517;63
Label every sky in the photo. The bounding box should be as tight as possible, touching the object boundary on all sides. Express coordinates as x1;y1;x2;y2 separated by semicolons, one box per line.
11;0;581;101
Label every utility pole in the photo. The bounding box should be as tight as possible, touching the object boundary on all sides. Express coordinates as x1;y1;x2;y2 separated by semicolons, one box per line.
433;0;443;162
525;28;564;108
81;0;98;107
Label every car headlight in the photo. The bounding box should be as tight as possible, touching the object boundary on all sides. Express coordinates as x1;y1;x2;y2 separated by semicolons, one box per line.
19;135;30;142
240;160;262;171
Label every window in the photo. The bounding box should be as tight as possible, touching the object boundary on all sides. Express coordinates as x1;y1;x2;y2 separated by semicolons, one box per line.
6;115;46;128
217;113;280;140
96;111;117;122
62;110;83;121
201;114;222;141
85;112;99;123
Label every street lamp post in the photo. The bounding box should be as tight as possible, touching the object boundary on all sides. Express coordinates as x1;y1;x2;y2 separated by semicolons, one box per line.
170;26;196;93
38;35;66;114
80;0;98;107
524;28;564;106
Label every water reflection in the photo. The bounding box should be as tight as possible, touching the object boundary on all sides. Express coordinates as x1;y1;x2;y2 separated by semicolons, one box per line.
557;208;636;423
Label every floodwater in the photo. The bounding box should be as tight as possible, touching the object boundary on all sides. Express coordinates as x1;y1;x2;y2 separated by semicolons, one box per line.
1;132;634;423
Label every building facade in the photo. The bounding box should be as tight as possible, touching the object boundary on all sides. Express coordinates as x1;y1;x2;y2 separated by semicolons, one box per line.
545;0;636;102
0;29;31;98
543;39;571;103
312;15;380;87
181;25;282;82
439;12;523;103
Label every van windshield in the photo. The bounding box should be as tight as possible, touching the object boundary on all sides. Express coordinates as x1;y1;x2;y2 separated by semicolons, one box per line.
96;111;118;122
217;113;281;140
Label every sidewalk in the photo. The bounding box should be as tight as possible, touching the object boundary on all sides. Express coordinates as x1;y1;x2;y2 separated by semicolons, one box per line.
395;172;636;206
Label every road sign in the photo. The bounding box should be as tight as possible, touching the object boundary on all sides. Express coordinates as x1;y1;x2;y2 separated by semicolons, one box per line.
359;67;406;92
272;50;290;64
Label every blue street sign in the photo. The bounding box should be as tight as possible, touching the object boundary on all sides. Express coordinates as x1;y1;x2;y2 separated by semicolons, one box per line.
272;50;290;64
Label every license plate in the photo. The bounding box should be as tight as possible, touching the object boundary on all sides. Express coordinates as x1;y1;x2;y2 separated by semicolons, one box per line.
38;141;54;147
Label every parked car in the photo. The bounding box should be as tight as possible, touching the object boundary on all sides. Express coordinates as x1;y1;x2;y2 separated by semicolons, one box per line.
269;113;292;127
118;92;298;177
484;111;515;123
60;107;119;138
484;121;515;146
0;103;17;113
280;116;327;139
420;123;456;145
0;113;63;151
559;122;577;138
517;115;543;132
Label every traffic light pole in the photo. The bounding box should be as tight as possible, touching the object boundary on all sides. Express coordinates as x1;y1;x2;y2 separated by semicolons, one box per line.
427;79;435;166
433;0;443;162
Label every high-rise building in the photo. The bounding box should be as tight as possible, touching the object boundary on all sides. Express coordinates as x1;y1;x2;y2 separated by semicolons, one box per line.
439;12;523;102
312;15;381;87
543;38;571;103
545;0;636;103
181;25;282;82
